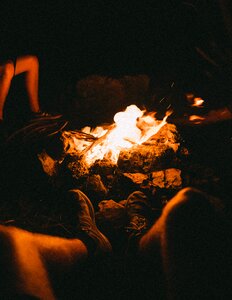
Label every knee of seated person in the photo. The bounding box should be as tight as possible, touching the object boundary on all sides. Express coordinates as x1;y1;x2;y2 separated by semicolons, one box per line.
0;225;15;262
163;187;224;241
138;188;214;254
164;187;223;217
0;225;31;244
27;55;39;70
0;225;22;244
161;189;229;298
171;187;206;204
2;62;15;80
0;224;13;239
0;226;14;291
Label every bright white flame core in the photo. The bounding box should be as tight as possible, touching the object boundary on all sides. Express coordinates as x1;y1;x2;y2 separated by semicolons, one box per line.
62;104;168;166
192;97;204;107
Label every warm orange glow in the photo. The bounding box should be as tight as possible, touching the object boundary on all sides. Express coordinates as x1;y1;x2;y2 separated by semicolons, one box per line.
191;97;204;107
189;114;205;124
186;93;204;107
62;104;169;166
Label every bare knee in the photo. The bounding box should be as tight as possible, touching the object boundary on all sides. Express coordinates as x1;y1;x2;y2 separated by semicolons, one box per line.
161;189;228;298
161;187;225;266
138;188;207;255
26;55;39;71
0;224;15;241
140;187;223;255
0;226;16;288
0;62;15;80
0;225;32;250
0;225;23;255
164;187;223;217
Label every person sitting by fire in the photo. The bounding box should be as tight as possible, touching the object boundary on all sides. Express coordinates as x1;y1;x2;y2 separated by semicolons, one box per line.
153;0;232;126
185;0;232;125
0;54;62;139
0;185;230;299
0;116;231;299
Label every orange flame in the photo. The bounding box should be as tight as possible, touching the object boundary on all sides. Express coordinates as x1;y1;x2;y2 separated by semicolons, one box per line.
62;105;169;166
192;97;204;107
186;93;204;107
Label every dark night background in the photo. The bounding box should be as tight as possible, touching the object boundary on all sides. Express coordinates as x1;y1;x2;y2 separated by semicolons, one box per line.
1;0;230;195
0;0;232;116
0;3;231;298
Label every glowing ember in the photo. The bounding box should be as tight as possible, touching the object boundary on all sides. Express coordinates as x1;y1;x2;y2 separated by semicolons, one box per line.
62;105;169;166
186;93;204;107
191;97;204;107
189;115;205;124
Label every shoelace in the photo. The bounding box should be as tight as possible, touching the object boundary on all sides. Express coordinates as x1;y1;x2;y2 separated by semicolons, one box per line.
125;215;148;236
79;215;94;233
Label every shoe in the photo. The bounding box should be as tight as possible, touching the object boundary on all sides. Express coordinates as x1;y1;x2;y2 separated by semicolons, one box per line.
68;189;112;255
125;191;152;237
30;111;62;121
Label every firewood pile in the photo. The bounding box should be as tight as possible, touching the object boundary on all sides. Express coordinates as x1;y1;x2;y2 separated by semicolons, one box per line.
57;123;185;201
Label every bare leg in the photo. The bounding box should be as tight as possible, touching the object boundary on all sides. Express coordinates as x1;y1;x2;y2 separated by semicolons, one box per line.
0;188;111;298
0;225;88;299
15;55;41;113
0;55;61;122
0;61;15;120
139;187;229;299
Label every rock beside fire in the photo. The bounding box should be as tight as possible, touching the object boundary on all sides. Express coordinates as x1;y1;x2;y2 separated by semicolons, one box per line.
117;123;182;172
96;199;127;230
123;168;182;191
49;122;186;205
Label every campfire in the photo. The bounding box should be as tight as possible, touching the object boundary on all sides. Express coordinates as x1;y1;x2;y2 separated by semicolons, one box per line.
62;104;170;166
38;104;188;210
2;99;224;239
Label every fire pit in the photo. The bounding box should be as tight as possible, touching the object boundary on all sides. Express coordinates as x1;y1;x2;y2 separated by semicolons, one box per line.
2;100;226;238
38;105;188;217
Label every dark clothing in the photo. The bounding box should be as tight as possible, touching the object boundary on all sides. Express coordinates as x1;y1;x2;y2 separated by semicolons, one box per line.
177;1;232;110
147;1;232;114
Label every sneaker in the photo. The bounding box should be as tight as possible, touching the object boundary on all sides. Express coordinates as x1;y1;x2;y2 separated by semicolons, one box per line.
125;191;152;237
30;111;62;121
68;189;112;255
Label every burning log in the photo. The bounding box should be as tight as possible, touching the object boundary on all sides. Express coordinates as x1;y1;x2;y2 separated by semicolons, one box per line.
61;122;183;176
35;105;188;212
55;113;186;203
117;123;180;173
